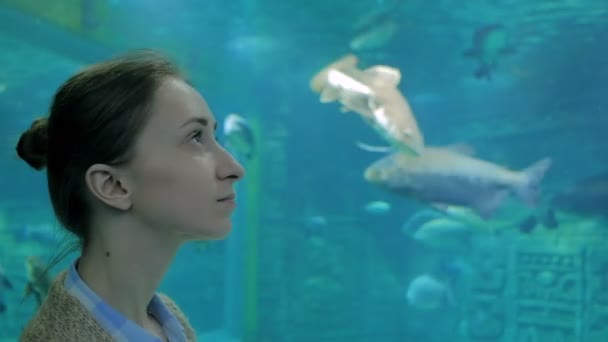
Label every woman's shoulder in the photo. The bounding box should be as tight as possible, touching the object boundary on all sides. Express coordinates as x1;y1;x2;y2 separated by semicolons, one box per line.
19;270;112;342
157;292;197;341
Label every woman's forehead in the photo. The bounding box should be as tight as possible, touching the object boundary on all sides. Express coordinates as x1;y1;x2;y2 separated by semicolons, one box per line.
148;77;216;129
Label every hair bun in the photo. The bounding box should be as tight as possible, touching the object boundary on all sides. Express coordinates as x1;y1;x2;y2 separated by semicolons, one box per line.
16;117;49;170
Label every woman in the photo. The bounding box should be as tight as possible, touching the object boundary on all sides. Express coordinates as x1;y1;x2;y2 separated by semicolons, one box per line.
16;50;245;341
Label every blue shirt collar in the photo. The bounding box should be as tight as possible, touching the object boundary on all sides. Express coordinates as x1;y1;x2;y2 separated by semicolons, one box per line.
64;259;187;342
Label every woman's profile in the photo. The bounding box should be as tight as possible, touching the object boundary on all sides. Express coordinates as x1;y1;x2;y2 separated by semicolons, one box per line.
16;49;245;342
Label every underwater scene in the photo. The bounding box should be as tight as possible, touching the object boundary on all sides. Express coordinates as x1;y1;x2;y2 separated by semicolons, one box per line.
0;0;607;341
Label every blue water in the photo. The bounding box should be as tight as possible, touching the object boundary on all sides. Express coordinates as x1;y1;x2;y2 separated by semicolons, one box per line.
0;1;607;341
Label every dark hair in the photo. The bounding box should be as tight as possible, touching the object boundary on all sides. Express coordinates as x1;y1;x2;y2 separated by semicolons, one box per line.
16;49;183;250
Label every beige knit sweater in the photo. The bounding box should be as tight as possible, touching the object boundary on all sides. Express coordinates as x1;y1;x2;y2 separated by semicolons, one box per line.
20;270;197;341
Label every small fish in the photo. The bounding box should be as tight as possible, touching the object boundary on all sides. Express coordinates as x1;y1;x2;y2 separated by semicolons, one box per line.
406;274;455;310
364;201;391;215
364;145;552;219
222;113;256;161
350;21;398;51
408;217;472;250
351;0;402;32
463;24;517;81
310;54;424;156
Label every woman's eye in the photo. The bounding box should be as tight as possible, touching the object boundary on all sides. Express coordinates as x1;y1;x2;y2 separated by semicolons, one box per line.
191;130;203;143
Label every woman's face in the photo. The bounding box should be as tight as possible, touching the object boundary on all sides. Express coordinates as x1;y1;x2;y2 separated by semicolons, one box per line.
126;77;245;240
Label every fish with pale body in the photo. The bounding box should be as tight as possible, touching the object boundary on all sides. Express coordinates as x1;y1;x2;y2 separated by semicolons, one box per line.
364;200;391;215
310;54;424;157
408;217;473;250
364;145;552;219
406;274;455;310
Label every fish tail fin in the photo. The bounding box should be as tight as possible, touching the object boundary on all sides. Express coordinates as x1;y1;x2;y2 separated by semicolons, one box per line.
516;157;553;207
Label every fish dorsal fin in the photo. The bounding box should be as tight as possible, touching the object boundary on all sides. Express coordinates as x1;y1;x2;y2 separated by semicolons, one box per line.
363;65;401;87
334;54;359;70
442;143;476;156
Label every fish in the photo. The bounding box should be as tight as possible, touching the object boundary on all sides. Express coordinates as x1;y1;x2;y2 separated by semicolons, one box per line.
350;21;398;51
515;208;560;234
24;256;51;308
549;172;608;219
222;113;256;161
404;203;547;242
310;54;424;156
405;274;455;310
401;209;446;234
364;145;552;219
351;0;402;33
364;201;391;215
463;24;517;81
408;217;473;250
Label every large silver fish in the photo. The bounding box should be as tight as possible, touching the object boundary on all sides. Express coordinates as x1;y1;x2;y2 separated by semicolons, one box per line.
364;146;552;219
310;54;424;156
